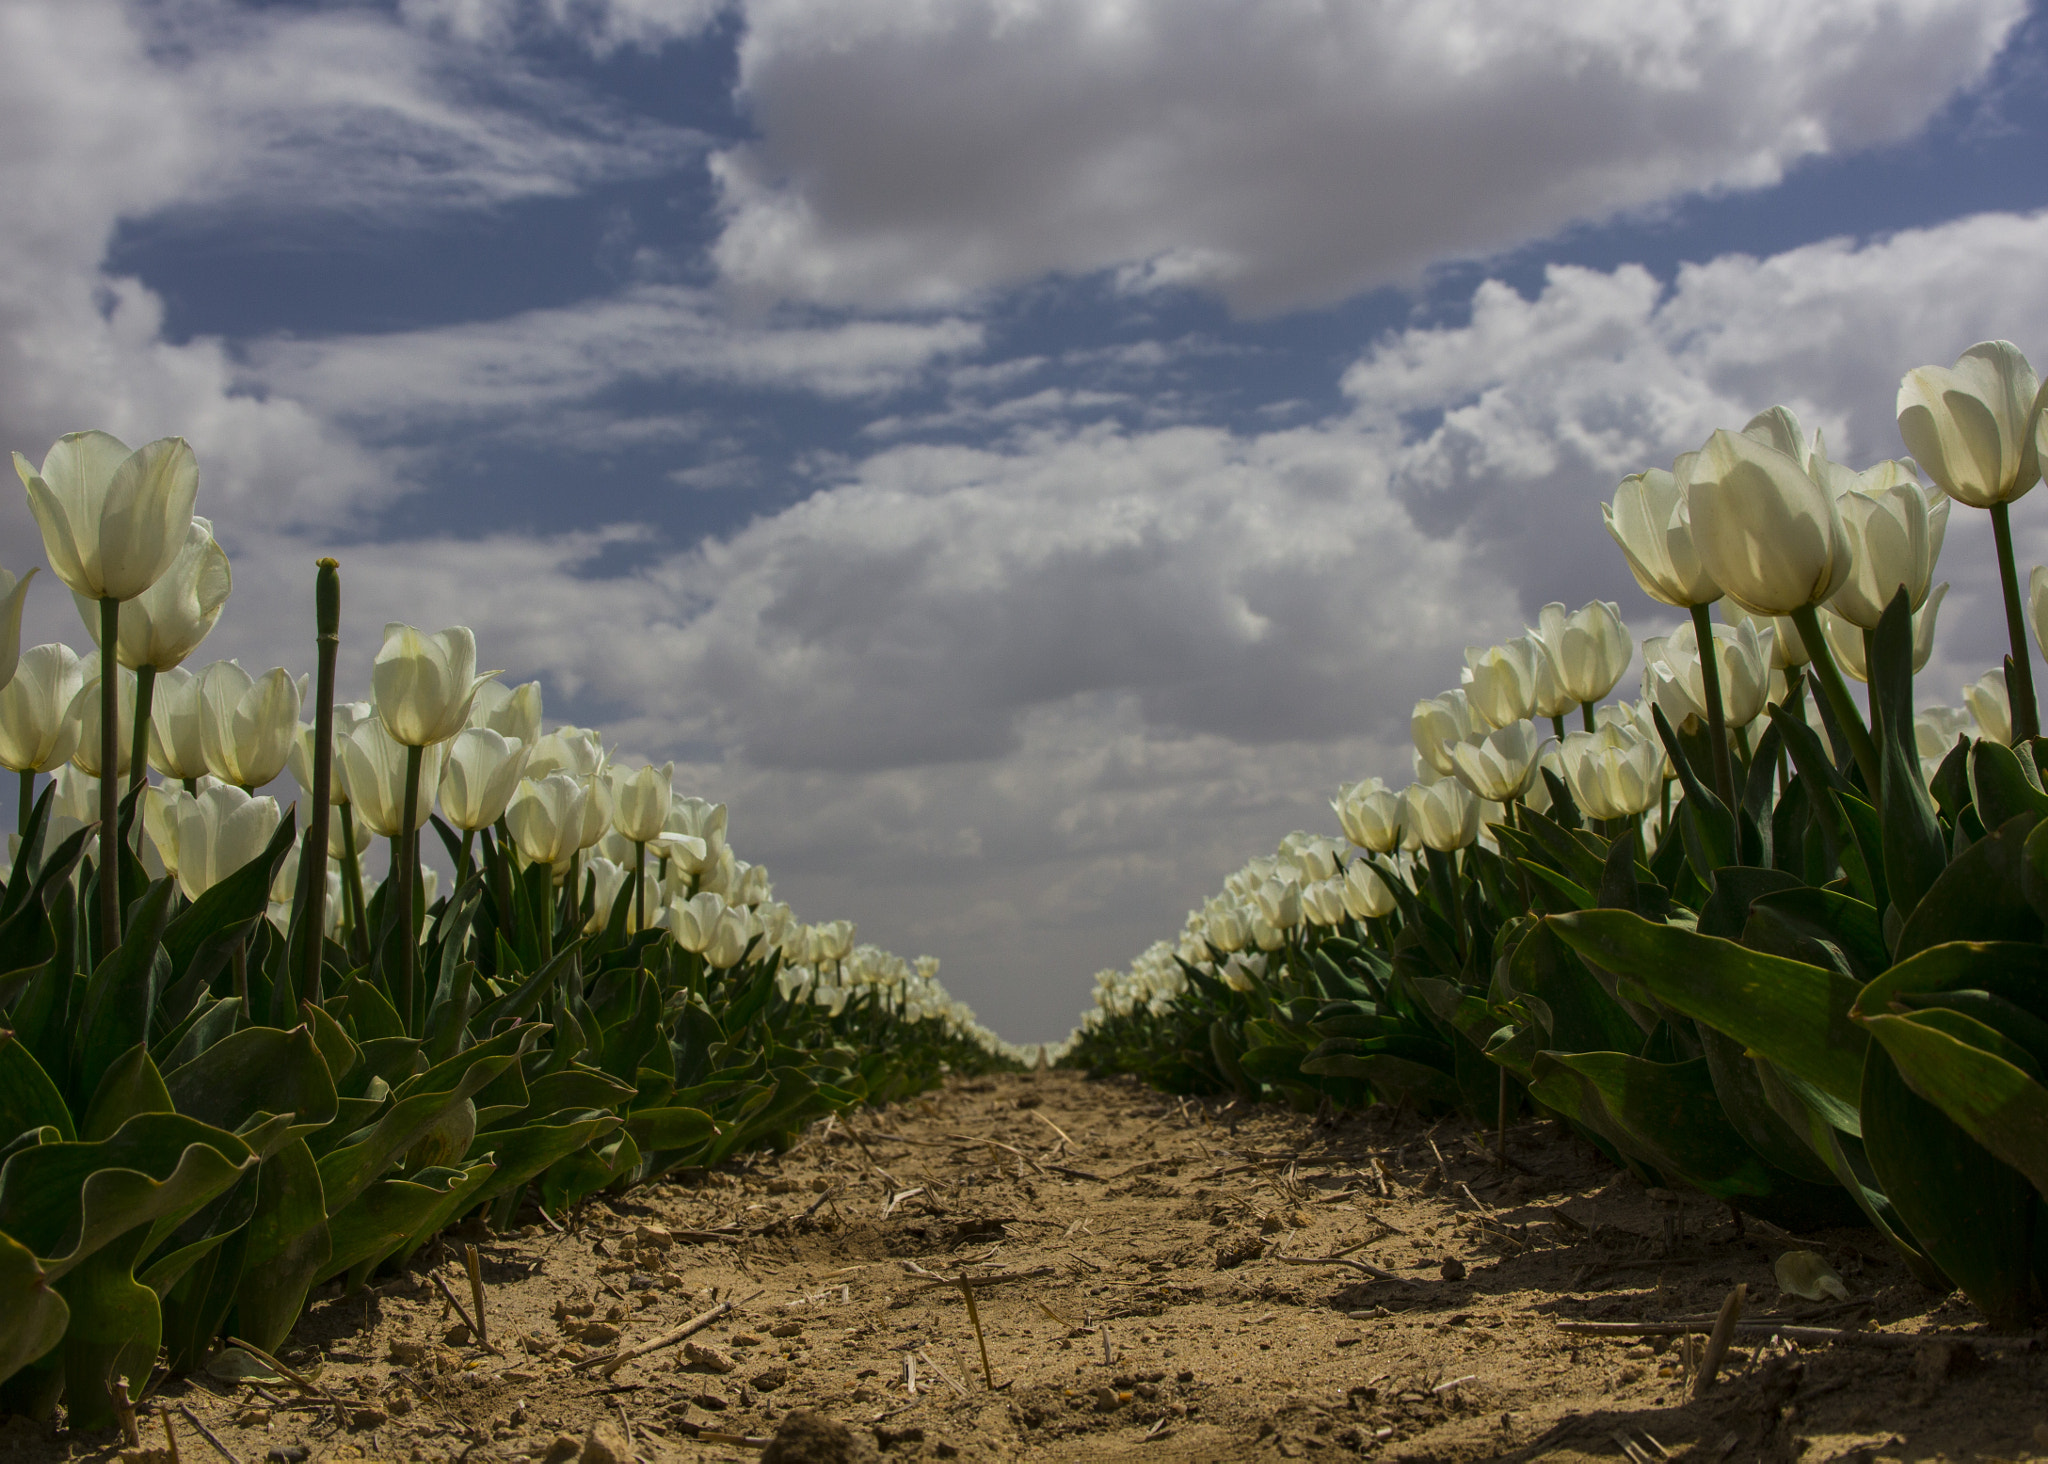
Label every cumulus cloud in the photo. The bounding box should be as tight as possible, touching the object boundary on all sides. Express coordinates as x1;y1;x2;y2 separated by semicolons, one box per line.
712;0;2026;312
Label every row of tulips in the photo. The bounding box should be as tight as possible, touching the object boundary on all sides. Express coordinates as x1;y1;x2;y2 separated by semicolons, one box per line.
1067;339;2048;1332
0;432;1025;1428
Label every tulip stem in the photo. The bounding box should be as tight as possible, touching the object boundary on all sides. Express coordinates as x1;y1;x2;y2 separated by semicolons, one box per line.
1580;701;1597;733
1688;604;1738;811
633;840;647;933
340;804;368;963
1788;605;1881;795
304;559;340;1008
535;860;555;962
17;770;31;838
127;665;155;803
97;597;120;960
1550;715;1567;742
1991;502;2040;742
397;743;424;1030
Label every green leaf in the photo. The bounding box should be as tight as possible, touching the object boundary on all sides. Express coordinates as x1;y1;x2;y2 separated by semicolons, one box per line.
0;1228;67;1389
1895;812;2042;960
80;1045;173;1143
1968;740;2048;829
70;880;176;1107
163;1025;338;1153
1547;910;1866;1107
0;1032;73;1145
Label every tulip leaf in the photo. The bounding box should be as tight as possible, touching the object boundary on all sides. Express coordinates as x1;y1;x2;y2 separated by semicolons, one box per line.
79;1045;173;1144
1860;1039;2039;1332
1740;886;1888;983
161;814;297;984
1894;812;2042;961
1860;1009;2048;1206
1696;1024;1837;1186
1547;909;1867;1106
1969;741;2048;829
71;879;176;1106
0;1227;67;1389
164;1025;338;1152
320;1165;486;1283
0;1032;73;1146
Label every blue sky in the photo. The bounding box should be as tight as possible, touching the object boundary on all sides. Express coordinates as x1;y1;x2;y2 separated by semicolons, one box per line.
6;0;2048;1041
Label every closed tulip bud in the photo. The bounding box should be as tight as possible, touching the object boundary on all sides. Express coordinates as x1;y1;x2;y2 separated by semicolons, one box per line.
1533;601;1631;706
1819;583;1946;683
504;771;587;866
198;660;304;788
73;515;229;671
372;623;498;747
1557;725;1664;821
1448;719;1547;803
46;764;97;844
1341;860;1396;919
1301;879;1346;926
1824;464;1946;630
466;679;542;745
1604;465;1720;608
665;889;727;953
336;718;447;837
816;918;856;962
525;725;605;780
653;829;709;874
0;642;85;773
1527;640;1575;721
1403;778;1480;852
1204;903;1248;953
736;859;773;906
0;568;35;692
610;760;674;843
1684;423;1849;616
1411;688;1478;776
1897;341;2047;509
142;781;196;877
1331;777;1404;853
1964;667;2012;746
583;856;633;933
1462;638;1542;729
1915;705;1974;782
705;904;755;968
1278;830;1341;882
170;783;281;902
1252;875;1301;929
67;668;138;778
15;431;198;601
285;701;374;804
576;771;612;851
1642;618;1774;732
148;666;209;781
438;728;529;831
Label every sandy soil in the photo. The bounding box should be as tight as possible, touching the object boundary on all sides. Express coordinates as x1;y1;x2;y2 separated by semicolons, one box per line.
12;1071;2048;1464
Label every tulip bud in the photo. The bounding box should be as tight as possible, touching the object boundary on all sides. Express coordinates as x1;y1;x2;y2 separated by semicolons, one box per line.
0;643;85;774
1964;668;2012;746
1300;879;1346;926
1642;618;1774;732
1532;601;1631;707
1604;465;1720;608
170;783;282;902
1341;860;1396;919
72;515;229;672
0;568;35;693
1403;778;1480;852
336;718;447;837
198;660;304;788
1448;719;1547;803
1824;462;1946;630
372;623;498;747
439;728;530;832
1897;341;2047;509
1818;583;1945;683
1684;423;1849;617
467;679;543;745
15;431;199;602
1331;777;1404;853
1411;688;1478;776
610;761;674;843
527;725;605;780
1557;725;1663;821
504;771;588;866
66;669;138;778
1462;638;1544;730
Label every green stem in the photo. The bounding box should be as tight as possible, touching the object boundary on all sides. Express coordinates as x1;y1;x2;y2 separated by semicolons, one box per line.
1789;605;1881;795
1580;701;1597;733
1688;603;1738;810
1992;501;2040;742
126;664;155;802
1550;715;1567;742
535;860;555;962
460;827;475;890
634;839;646;932
97;597;120;960
340;803;368;963
397;743;424;1030
305;558;340;1007
17;769;31;838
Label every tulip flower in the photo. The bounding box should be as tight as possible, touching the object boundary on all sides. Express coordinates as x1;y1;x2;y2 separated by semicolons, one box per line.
1964;667;2012;747
1819;583;1945;683
0;568;34;695
0;642;85;831
198;660;304;790
1557;726;1664;823
67;668;138;779
168;783;281;903
1726;605;1810;669
467;679;543;745
336;718;446;838
815;917;856;964
1914;705;1975;782
1824;467;1947;631
2029;563;2048;664
1642;618;1774;735
1899;342;2048;739
1341;860;1396;920
1411;688;1479;776
1462;639;1542;731
17;430;201;955
1404;778;1480;853
666;888;728;954
525;725;605;781
439;728;529;833
372;623;497;748
1683;418;1878;789
1331;777;1404;853
1300;879;1346;927
1448;719;1547;803
610;759;674;929
505;771;587;867
1532;601;1631;724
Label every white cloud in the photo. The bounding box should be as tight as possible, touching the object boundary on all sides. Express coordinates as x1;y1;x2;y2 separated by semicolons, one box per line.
711;0;2026;312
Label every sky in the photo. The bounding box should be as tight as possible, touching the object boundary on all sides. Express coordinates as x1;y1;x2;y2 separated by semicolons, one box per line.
6;0;2048;1044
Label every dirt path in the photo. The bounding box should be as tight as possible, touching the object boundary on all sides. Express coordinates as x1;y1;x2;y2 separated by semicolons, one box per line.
24;1072;2048;1464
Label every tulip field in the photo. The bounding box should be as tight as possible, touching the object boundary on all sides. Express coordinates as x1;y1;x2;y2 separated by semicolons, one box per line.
0;434;1028;1430
8;341;2048;1451
1069;340;2048;1343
